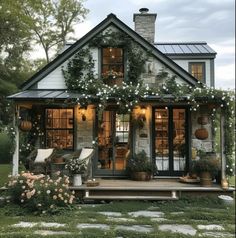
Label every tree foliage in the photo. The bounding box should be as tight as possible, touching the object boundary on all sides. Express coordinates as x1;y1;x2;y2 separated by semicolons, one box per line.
19;0;88;62
0;0;88;125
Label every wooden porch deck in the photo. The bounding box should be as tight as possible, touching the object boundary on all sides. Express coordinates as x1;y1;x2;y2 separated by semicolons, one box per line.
70;178;235;201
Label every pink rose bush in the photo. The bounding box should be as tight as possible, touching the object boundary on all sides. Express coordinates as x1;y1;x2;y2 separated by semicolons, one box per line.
6;171;75;214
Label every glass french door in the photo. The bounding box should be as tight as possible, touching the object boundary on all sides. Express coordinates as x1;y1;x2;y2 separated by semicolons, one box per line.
154;107;188;176
96;111;130;176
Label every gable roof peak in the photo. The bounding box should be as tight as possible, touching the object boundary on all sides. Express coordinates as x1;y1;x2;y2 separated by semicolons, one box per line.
107;13;117;19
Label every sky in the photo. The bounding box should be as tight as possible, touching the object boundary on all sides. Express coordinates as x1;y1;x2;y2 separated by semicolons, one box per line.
71;0;235;90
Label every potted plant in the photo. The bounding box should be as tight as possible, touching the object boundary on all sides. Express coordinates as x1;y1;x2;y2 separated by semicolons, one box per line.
65;157;87;186
192;157;220;186
126;150;157;181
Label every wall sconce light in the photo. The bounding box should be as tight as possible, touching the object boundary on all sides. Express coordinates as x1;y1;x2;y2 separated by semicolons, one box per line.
79;107;87;121
139;106;146;121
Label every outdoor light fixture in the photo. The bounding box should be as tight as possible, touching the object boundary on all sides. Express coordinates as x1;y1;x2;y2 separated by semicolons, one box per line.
79;107;87;121
140;106;146;121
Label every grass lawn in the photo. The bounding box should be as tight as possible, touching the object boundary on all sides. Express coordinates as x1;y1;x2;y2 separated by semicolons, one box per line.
0;196;235;238
0;164;12;187
229;176;235;187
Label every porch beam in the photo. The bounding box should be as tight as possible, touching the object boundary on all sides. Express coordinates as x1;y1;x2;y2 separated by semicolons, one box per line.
12;105;19;176
220;113;225;181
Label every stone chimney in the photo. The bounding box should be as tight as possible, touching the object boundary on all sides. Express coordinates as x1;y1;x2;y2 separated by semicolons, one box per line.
133;8;157;44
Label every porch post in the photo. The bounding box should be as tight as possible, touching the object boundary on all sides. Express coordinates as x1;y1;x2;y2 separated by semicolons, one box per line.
12;105;19;176
220;113;225;180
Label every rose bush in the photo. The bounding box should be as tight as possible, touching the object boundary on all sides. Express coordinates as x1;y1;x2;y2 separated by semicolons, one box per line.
6;171;75;214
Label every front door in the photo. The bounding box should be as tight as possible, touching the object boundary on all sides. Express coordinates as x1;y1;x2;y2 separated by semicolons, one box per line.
153;107;189;176
95;111;130;176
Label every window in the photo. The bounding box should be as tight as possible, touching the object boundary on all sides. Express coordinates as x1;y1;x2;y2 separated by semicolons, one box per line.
102;47;124;85
115;114;130;143
189;62;205;81
45;108;74;150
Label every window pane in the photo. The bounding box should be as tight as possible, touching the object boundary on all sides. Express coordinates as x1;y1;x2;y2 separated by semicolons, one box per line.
155;108;169;171
173;109;186;171
102;47;124;83
45;109;74;150
190;63;204;81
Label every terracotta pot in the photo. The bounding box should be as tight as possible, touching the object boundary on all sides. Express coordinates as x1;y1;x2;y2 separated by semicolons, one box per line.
197;116;209;125
195;128;208;140
19;120;32;131
131;172;151;181
200;172;212;187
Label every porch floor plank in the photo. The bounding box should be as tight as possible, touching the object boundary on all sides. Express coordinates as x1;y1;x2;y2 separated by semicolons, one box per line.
69;179;235;201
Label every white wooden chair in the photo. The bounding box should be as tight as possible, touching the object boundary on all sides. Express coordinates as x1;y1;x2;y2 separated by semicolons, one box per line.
27;148;56;174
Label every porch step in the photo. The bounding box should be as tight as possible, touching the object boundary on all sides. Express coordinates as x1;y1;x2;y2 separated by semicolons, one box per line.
83;190;179;201
83;195;179;201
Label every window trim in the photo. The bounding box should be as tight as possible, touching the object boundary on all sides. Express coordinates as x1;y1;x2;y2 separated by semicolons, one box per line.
188;62;206;83
44;107;75;150
101;47;124;80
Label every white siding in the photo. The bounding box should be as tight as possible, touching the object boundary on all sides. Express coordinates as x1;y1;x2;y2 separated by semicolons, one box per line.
37;62;67;89
37;48;99;89
173;59;211;86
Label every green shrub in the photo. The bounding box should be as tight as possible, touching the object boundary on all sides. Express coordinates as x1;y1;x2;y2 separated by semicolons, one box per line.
126;150;157;174
0;132;13;163
192;157;220;177
6;172;75;214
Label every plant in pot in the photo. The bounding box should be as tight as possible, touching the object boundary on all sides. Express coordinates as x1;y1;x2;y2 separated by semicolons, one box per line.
65;157;87;186
126;150;157;181
192;157;220;187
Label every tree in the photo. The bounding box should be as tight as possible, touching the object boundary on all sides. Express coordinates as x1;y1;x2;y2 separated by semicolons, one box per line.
20;0;89;62
0;0;33;124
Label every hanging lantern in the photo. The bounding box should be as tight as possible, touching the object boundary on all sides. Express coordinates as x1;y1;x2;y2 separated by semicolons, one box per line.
195;128;208;140
19;120;32;131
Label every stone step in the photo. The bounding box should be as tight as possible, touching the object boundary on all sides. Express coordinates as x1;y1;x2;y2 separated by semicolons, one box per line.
83;195;179;200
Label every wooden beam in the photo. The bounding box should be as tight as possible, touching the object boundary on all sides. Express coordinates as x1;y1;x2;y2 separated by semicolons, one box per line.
12;105;19;176
220;113;225;180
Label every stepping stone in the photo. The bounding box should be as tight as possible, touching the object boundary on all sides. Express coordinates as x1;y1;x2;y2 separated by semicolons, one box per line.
128;211;164;218
197;224;224;231
34;230;71;236
115;225;153;233
12;222;38;228
98;212;122;217
159;224;197;236
39;222;66;228
200;231;235;237
77;223;110;230
151;218;168;222
107;217;136;222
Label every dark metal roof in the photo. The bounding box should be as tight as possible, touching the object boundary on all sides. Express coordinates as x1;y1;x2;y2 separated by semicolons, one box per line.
7;90;83;100
154;42;216;56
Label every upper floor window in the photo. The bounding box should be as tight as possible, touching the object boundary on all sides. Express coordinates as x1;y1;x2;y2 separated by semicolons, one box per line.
45;108;74;150
102;47;124;85
189;62;205;82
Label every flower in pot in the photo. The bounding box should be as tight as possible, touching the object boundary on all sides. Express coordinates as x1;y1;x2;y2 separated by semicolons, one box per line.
126;150;157;181
192;157;220;186
65;157;87;186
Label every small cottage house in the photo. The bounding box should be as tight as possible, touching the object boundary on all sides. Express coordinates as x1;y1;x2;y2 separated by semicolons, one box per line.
8;9;233;183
